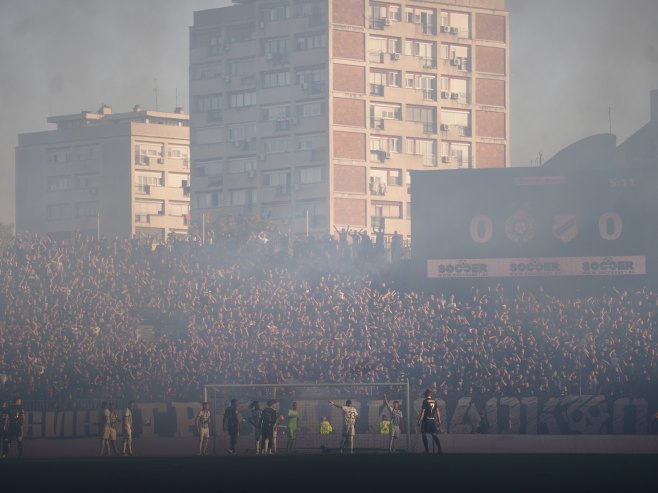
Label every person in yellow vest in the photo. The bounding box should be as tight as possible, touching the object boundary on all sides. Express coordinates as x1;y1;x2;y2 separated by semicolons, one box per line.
320;417;333;435
379;415;390;435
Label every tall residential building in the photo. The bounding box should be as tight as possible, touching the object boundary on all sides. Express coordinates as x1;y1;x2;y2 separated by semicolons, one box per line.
190;0;508;239
16;105;191;241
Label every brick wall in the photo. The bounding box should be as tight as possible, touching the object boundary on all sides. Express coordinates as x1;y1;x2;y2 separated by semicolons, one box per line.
475;78;505;107
333;131;365;160
332;0;365;26
333;98;365;127
334;197;366;226
333;64;365;93
475;13;506;42
476;142;506;168
475;46;506;75
334;164;366;193
333;30;365;60
476;110;506;139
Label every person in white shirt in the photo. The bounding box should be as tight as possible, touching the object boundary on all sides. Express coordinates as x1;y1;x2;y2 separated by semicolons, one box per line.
122;401;135;456
329;399;359;454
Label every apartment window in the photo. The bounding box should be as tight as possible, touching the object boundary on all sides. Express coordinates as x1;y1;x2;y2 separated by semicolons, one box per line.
228;58;255;77
191;63;221;81
295;67;326;84
261;4;290;22
167;146;189;160
73;146;95;161
47;203;72;220
264;137;290;154
299;166;326;184
72;174;95;189
228;189;256;206
370;70;401;88
295;199;326;227
262;171;291;187
406;138;437;166
47;176;73;191
295;100;326;118
262;37;290;55
136;172;164;193
295;32;327;50
229;91;256;108
47;148;71;164
440;44;469;62
441;11;470;38
227;158;257;174
228;123;257;143
370;136;402;154
406;105;436;132
194;192;221;209
75;201;98;218
195;159;223;177
441;109;470;128
208;35;223;56
262;70;291;88
296;133;326;151
169;202;189;217
373;201;402;219
261;105;291;121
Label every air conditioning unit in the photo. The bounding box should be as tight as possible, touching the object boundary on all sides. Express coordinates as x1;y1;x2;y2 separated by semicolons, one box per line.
440;25;450;33
440;124;450;131
224;75;232;83
182;180;188;188
384;151;391;159
450;58;460;66
450;92;459;100
265;53;273;60
258;153;266;161
247;170;255;178
385;18;393;26
450;27;459;35
390;53;401;60
441;156;450;163
441;91;450;99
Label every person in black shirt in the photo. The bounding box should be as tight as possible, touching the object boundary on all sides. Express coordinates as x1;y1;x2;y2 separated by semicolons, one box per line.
259;400;278;454
223;399;241;454
6;397;24;458
417;389;442;454
248;401;263;455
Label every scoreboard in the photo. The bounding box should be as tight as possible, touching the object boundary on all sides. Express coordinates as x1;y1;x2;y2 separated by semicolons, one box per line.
411;166;658;279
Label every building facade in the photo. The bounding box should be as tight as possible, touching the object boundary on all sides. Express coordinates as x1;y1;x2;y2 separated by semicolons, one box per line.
16;105;190;241
189;0;509;238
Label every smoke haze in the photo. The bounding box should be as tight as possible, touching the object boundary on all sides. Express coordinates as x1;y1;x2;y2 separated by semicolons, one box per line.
1;0;657;225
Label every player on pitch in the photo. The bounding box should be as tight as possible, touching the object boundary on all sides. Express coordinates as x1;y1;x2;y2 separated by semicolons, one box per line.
248;400;263;454
223;399;241;454
418;389;442;454
383;394;403;453
329;399;359;454
195;401;212;456
260;400;278;454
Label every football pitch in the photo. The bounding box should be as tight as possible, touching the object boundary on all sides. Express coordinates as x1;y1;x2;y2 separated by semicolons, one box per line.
1;454;656;492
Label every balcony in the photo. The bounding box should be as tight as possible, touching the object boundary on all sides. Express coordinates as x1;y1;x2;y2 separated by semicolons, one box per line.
207;174;223;187
274;118;292;131
440;124;472;139
369;181;387;196
422;89;437;101
370;84;385;97
368;51;385;64
371;216;385;230
300;80;325;95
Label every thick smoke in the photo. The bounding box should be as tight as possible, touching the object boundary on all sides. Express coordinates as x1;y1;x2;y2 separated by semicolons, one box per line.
0;0;657;225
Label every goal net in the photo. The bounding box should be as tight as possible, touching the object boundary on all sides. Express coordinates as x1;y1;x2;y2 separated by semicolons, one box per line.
204;382;411;454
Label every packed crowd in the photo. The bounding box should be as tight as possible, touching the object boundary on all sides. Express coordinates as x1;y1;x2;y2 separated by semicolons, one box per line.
0;233;656;404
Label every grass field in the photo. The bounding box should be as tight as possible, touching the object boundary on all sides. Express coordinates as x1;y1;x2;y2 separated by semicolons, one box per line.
1;454;656;492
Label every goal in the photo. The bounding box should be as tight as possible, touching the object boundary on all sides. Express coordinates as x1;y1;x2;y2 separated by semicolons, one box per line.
204;381;411;454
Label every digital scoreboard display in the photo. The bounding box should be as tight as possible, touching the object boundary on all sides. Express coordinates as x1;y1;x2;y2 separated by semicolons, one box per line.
411;166;658;279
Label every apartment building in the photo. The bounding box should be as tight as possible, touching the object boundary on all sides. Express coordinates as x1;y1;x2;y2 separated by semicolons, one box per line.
15;105;190;241
189;0;508;238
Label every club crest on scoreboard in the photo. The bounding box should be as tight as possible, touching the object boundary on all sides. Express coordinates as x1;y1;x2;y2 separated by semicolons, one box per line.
551;214;578;243
505;210;536;245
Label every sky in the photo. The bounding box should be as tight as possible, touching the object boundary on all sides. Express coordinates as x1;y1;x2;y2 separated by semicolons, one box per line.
1;0;657;226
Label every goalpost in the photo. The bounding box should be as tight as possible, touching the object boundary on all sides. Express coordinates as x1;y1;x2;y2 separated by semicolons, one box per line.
204;381;411;454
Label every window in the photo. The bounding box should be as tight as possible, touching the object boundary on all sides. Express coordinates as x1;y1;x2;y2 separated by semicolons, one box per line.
169;202;189;217
406;105;437;131
228;123;257;143
261;4;290;22
295;100;326;118
264;137;290;154
262;70;291;88
196;94;222;113
227;158;257;174
47;203;72;220
295;67;326;85
372;201;402;219
295;199;326;227
194;192;221;209
72;174;95;189
191;63;221;81
228;58;255;77
195;159;223;177
261;105;291;121
299;166;325;184
47;148;71;164
229;91;256;108
75;201;98;218
370;136;402;154
296;133;326;151
136;172;164;193
295;32;327;51
262;37;290;55
228;189;256;206
262;171;290;187
406;138;437;166
47;176;73;191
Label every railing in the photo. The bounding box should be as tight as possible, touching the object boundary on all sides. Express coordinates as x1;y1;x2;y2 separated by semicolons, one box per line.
370;83;385;96
370;117;385;130
422;89;436;101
